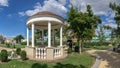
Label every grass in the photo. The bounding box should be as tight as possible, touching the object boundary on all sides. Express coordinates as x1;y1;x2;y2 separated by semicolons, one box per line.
59;53;95;68
15;45;25;48
0;53;95;68
0;44;25;48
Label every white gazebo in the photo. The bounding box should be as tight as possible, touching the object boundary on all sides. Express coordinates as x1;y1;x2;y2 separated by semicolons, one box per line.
25;11;68;61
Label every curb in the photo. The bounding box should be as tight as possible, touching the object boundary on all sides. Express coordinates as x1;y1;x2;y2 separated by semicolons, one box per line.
91;54;101;68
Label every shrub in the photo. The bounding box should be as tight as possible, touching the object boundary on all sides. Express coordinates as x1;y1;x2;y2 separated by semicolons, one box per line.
21;42;27;45
13;45;15;48
16;48;21;55
6;43;10;48
74;46;79;53
1;40;5;44
31;63;42;68
0;49;8;62
31;63;48;68
68;48;72;54
20;50;26;60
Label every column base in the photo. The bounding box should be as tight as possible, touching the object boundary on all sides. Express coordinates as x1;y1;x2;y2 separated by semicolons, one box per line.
25;46;35;59
46;47;54;60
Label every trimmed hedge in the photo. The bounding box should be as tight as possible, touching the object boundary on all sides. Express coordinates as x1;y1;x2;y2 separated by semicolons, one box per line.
21;42;27;45
0;49;8;62
68;48;72;54
20;50;26;60
31;63;48;68
16;48;21;55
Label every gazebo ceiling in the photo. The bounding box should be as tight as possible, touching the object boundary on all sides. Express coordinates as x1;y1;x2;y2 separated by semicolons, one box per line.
27;11;64;29
27;21;62;30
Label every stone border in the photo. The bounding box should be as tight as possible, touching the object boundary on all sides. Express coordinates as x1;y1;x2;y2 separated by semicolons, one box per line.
91;54;101;68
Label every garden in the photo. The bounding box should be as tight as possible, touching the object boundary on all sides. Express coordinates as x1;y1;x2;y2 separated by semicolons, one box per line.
0;48;95;68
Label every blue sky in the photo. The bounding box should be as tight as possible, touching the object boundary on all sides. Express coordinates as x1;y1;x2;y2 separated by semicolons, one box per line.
0;0;119;38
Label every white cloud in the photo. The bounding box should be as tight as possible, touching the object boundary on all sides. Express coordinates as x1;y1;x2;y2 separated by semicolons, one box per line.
19;2;42;16
69;0;119;35
108;20;114;23
69;0;119;29
104;23;117;28
18;12;25;16
58;0;66;5
0;0;9;6
95;11;108;16
70;0;119;16
19;0;67;17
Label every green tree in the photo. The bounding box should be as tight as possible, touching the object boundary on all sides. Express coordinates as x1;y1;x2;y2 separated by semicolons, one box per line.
98;25;105;42
0;49;8;62
109;3;120;38
35;29;41;40
35;29;41;45
16;48;21;55
14;35;24;44
20;50;26;60
67;5;101;53
103;25;112;30
97;25;112;42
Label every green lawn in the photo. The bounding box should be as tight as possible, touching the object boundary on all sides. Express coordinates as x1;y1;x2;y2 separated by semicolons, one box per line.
0;44;25;48
0;53;95;68
15;45;25;48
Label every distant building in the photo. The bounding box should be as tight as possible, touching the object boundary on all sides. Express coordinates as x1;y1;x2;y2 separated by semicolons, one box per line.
5;38;16;44
104;34;111;41
21;39;27;42
91;35;111;42
91;37;100;42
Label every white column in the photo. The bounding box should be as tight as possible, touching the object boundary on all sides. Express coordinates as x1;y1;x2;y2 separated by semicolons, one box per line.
60;26;63;46
27;27;29;46
32;23;35;47
42;30;44;45
52;29;55;45
48;22;51;47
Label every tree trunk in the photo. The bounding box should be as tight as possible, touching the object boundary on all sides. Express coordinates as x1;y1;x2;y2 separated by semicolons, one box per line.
77;39;82;54
79;40;82;54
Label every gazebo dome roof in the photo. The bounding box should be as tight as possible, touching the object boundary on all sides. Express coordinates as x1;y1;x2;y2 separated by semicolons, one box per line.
30;11;64;20
27;11;64;23
27;11;64;29
32;11;61;17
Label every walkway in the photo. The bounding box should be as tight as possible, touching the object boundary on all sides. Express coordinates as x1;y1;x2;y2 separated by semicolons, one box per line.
86;49;120;68
0;47;15;51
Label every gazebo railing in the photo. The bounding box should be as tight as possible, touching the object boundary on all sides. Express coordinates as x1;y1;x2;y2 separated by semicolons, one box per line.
54;48;61;58
33;46;67;60
35;48;46;59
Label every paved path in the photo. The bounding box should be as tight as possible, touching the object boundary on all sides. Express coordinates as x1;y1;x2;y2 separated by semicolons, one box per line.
0;47;15;51
86;49;120;68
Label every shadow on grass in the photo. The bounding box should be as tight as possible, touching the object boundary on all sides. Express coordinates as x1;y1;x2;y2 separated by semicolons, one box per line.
31;63;47;68
31;62;86;68
53;62;86;68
